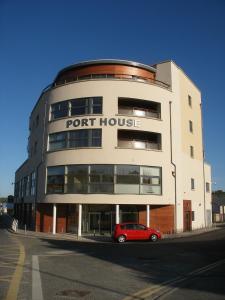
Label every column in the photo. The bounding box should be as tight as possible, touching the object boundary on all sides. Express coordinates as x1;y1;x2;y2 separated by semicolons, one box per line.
146;205;150;227
116;204;120;224
78;204;82;237
53;204;57;234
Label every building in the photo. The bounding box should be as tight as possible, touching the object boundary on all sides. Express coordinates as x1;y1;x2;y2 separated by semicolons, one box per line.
212;190;225;222
14;59;212;235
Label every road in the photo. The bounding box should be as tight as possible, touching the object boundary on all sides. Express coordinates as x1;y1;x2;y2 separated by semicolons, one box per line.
0;219;225;300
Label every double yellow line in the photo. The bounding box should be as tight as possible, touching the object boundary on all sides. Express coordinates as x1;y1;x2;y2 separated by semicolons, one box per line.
123;258;225;300
5;240;25;300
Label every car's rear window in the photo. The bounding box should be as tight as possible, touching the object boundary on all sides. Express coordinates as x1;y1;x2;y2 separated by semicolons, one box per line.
120;225;126;229
124;224;136;230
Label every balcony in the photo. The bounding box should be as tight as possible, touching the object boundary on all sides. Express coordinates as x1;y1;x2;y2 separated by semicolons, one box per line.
53;73;170;90
117;130;161;150
118;98;161;119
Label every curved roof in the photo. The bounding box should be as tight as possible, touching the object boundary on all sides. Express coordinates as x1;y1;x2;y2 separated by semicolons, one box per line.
55;59;156;78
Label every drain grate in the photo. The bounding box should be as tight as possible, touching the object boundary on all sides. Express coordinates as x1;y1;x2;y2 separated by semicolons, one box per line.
56;289;91;298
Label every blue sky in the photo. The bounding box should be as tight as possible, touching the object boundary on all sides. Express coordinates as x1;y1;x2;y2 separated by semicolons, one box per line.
0;0;225;196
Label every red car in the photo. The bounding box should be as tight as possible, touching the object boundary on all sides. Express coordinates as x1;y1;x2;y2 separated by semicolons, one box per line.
113;223;162;243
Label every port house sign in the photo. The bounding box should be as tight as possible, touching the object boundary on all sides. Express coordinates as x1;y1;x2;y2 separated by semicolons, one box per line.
66;117;141;128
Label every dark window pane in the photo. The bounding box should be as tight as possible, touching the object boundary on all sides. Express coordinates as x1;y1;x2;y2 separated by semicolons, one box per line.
125;224;135;230
51;101;68;119
91;129;102;147
71;99;87;116
67;165;88;193
47;175;64;193
89;165;114;193
47;166;65;193
90;165;114;183
68;130;89;148
48;166;65;176
49;132;67;150
116;165;139;184
92;98;102;114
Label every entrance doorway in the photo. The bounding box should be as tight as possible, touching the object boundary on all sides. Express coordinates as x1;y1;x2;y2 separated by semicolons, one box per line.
88;212;115;235
183;200;192;232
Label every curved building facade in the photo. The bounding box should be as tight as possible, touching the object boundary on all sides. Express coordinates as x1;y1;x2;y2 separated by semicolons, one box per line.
14;59;212;235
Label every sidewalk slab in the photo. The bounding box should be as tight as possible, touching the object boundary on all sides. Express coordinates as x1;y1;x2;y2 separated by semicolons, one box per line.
11;225;221;243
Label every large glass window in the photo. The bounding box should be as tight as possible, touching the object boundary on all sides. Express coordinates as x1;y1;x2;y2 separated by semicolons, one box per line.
89;165;114;193
48;129;102;151
46;164;162;195
66;165;88;193
51;101;69;120
47;166;65;193
70;97;102;116
50;97;102;120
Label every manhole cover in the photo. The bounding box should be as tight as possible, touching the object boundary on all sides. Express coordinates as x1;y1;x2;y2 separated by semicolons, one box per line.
56;289;91;298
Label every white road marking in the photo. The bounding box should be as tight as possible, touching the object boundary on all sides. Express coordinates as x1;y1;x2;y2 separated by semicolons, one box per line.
32;255;44;300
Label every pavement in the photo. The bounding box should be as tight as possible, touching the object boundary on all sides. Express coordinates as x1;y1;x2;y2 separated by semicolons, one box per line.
10;223;222;243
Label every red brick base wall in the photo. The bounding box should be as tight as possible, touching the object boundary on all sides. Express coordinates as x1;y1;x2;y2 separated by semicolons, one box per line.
139;205;175;234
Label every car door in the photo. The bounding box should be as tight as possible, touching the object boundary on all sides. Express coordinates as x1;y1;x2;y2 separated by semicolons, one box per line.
124;224;136;240
134;224;148;240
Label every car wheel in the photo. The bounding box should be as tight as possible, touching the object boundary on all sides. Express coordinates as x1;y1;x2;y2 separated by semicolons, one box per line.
117;235;126;243
150;234;158;242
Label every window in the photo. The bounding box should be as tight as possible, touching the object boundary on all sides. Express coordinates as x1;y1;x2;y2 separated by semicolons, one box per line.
47;164;162;195
115;165;140;194
206;182;210;193
36;115;39;127
190;146;194;158
191;178;195;190
89;165;114;193
188;95;192;107
66;165;88;193
50;97;102;120
51;101;69;120
48;129;102;151
26;176;30;196
140;166;161;194
30;172;36;196
47;166;65;193
192;211;195;221
189;120;193;133
68;129;101;148
49;132;67;151
71;97;102;116
116;165;139;184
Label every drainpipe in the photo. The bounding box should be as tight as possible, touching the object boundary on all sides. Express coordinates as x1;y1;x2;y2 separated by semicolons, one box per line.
200;103;207;227
34;93;48;231
169;101;177;233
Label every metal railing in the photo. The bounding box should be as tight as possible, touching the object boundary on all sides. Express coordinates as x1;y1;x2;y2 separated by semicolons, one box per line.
54;73;170;89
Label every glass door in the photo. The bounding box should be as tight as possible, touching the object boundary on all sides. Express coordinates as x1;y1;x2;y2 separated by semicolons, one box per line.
88;212;101;234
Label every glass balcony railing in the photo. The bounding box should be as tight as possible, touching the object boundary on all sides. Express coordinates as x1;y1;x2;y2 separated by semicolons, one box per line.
118;107;160;119
118;139;161;150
